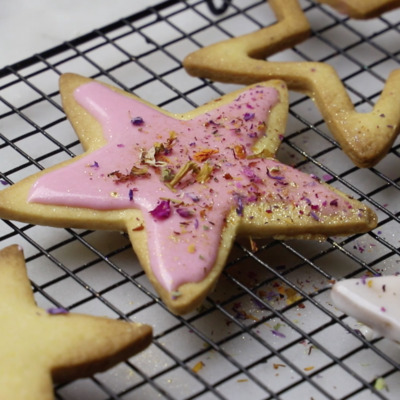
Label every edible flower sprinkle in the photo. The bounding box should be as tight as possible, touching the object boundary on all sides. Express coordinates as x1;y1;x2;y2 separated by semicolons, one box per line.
243;112;255;121
131;116;144;126
193;149;219;162
167;161;199;189
192;361;205;373
108;166;150;183
196;163;213;184
374;377;388;391
149;200;171;220
177;207;194;218
47;307;69;315
266;168;284;180
271;329;286;338
233;144;247;159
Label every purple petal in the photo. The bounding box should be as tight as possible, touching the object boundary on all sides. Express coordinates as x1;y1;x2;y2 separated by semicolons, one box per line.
243;112;255;121
47;307;69;315
266;168;285;181
271;330;286;338
150;200;171;220
131;116;144;126
177;207;194;218
186;192;200;202
242;166;262;183
233;193;244;216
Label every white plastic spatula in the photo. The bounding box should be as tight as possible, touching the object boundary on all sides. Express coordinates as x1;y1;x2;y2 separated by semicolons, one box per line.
331;275;400;344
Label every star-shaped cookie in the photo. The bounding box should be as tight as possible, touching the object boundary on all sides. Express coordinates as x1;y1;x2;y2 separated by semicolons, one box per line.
183;0;400;168
0;244;152;400
318;0;400;19
331;275;400;343
0;74;376;314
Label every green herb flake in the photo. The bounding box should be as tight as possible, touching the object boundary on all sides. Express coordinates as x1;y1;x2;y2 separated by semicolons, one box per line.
374;377;387;391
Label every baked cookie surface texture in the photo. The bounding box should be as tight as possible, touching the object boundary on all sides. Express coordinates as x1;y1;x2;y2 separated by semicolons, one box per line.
317;0;400;19
0;244;152;400
183;0;400;168
0;74;377;314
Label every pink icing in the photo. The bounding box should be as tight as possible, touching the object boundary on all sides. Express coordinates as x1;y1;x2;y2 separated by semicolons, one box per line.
29;82;363;292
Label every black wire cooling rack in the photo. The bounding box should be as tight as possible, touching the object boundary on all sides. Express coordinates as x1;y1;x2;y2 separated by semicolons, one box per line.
1;0;400;399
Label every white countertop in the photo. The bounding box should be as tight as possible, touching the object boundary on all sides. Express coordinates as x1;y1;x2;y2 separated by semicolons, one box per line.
0;0;161;68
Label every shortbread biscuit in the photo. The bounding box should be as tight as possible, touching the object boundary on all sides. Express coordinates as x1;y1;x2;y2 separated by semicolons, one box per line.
0;74;377;315
318;0;400;19
0;245;152;400
213;0;311;59
183;1;400;168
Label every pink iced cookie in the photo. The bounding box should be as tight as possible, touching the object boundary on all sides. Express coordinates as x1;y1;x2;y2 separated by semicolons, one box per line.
0;74;377;314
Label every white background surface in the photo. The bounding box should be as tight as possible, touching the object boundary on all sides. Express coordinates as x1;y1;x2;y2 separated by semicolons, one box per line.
0;0;161;68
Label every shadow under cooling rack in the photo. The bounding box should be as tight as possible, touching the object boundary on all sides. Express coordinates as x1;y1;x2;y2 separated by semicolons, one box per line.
1;0;400;399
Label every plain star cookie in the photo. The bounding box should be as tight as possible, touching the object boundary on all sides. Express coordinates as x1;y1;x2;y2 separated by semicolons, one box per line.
183;0;400;168
0;245;152;400
331;275;400;343
317;0;400;19
0;74;377;315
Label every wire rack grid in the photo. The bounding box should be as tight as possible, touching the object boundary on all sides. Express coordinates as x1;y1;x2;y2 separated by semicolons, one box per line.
1;0;400;399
